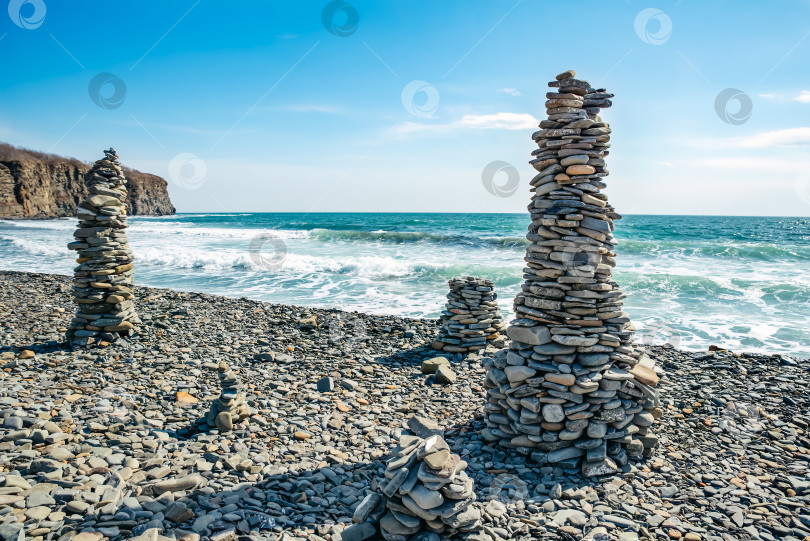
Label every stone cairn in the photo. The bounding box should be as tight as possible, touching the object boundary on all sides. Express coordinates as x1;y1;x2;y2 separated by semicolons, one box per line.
432;277;505;353
202;362;250;432
351;432;481;540
481;70;663;477
66;148;138;347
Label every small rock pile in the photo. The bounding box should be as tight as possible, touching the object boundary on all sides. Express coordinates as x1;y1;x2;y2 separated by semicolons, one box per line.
421;356;458;385
66;148;138;347
432;277;505;353
201;361;250;432
482;70;663;477
351;432;482;541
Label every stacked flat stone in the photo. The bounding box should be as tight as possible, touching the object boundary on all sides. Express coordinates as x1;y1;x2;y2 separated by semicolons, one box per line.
481;70;663;477
367;433;481;540
204;362;250;432
432;277;505;353
66;148;138;347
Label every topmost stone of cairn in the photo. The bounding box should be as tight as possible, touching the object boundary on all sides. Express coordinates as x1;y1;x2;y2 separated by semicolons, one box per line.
66;148;138;347
481;70;663;476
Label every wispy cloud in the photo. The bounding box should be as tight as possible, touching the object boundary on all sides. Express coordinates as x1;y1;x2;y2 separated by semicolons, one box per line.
698;127;810;149
0;123;20;141
393;112;537;137
119;120;223;136
731;127;810;147
795;90;810;103
661;161;674;167
282;104;344;114
693;156;810;172
498;87;521;96
755;91;810;102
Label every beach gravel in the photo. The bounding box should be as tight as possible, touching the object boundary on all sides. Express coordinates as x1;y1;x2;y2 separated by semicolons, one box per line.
0;270;808;541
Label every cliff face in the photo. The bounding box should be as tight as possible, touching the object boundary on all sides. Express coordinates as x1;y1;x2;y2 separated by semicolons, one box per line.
123;169;176;216
0;159;175;218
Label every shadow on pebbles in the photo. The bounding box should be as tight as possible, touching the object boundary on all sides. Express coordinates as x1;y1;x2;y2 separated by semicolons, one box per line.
0;270;808;541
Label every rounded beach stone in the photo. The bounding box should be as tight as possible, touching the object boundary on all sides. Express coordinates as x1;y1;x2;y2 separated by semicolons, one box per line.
541;404;565;423
559;155;589;166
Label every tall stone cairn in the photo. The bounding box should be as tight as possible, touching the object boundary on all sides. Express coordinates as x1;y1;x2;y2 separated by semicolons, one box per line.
432;277;505;353
481;70;663;477
66;148;138;347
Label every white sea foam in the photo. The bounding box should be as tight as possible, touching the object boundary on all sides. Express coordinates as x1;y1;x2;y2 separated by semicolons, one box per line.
132;213;251;219
129;224;312;241
132;244;443;278
0;235;66;256
1;215;808;357
0;219;74;230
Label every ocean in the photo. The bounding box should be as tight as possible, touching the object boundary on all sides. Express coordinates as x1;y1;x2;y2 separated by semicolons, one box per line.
1;213;808;357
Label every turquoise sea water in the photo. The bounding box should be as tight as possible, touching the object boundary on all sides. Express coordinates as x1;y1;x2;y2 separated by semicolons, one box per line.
1;213;808;357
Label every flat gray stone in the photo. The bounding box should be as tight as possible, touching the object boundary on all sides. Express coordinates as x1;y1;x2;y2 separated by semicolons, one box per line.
507;325;552;345
408;484;443;510
340;522;376;541
408;416;443;438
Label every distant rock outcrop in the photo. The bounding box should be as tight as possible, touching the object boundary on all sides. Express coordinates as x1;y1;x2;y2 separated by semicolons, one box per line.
0;143;175;218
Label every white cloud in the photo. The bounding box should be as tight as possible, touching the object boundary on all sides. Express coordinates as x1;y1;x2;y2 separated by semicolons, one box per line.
393;112;537;137
498;88;521;96
457;112;536;130
731;127;810;147
795;90;810;103
661;161;674;167
755;91;810;102
692;156;810;172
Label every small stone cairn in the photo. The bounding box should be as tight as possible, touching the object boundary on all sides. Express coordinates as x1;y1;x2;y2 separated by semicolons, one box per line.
351;431;481;540
432;277;505;353
66;148;138;347
481;70;663;477
203;362;250;432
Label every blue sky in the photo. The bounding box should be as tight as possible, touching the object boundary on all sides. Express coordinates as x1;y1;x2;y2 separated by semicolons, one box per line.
2;0;810;215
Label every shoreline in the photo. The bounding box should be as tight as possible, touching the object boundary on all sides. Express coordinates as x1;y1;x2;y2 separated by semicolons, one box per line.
3;267;805;361
1;269;809;541
0;268;435;332
3;213;809;358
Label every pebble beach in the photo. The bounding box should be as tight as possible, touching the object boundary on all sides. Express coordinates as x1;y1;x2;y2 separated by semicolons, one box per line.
1;270;808;541
3;1;810;540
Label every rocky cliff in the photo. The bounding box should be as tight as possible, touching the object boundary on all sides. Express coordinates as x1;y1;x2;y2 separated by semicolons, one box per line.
0;144;175;218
